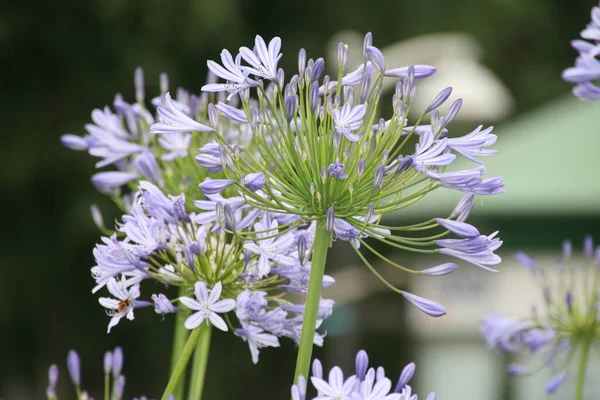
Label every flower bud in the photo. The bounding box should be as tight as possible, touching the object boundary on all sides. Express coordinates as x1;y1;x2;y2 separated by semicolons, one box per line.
160;72;169;96
298;235;307;265
365;204;375;222
298;49;307;78
420;263;457;276
223;203;236;231
355;350;369;381
363;32;373;60
445;98;463;125
244;173;266;191
134;67;144;103
337;42;348;70
309;82;320;115
312;58;324;81
357;159;366;178
394;362;415;392
103;351;113;374
325;206;335;235
90;204;106;231
67;349;81;387
372;165;385;191
208;103;219;130
48;364;59;387
114;375;126;400
112;347;124;379
366;46;386;73
425;87;452;113
401;291;446;317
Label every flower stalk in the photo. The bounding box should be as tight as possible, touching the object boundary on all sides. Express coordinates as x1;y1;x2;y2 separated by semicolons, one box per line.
575;337;591;400
188;323;212;400
161;327;201;400
293;219;330;384
170;287;191;400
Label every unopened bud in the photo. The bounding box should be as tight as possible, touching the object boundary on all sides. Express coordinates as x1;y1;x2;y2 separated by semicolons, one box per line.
325;206;335;235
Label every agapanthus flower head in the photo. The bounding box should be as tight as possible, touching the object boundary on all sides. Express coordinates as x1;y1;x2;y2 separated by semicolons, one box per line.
63;67;336;361
184;33;503;315
481;237;600;395
291;349;436;400
562;4;600;100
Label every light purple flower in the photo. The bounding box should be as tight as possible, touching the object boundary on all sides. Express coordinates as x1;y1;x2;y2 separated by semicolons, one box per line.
157;132;192;161
437;231;502;273
236;290;268;321
446;125;497;163
235;322;280;364
400;291;446;317
119;203;168;256
332;103;366;142
202;50;258;98
328;160;348;179
244;173;266;191
562;6;600;100
133;151;163;186
239;35;283;81
179;281;236;331
151;92;213;134
152;293;179;314
91;171;138;195
412;131;455;172
480;315;532;352
91;235;146;293
244;218;297;276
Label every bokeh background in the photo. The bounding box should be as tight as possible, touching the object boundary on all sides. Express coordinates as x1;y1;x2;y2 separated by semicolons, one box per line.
2;0;600;399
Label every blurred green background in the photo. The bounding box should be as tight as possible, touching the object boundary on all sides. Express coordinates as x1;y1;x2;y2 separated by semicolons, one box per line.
2;0;599;398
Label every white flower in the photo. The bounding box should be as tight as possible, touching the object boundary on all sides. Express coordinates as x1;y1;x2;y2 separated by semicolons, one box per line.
98;277;141;333
179;281;236;331
310;366;357;400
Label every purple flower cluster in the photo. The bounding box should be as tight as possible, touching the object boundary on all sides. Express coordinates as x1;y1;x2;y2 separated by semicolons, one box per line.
562;4;600;100
481;237;600;394
170;33;504;316
291;350;435;400
47;347;160;400
61;68;337;364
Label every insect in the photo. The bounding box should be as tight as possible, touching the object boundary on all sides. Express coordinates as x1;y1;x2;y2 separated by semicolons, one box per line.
117;298;132;313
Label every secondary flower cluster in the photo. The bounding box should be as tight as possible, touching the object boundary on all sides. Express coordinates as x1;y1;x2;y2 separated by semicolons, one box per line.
291;350;435;400
62;70;335;364
47;347;163;400
481;237;600;394
151;33;504;314
562;3;600;100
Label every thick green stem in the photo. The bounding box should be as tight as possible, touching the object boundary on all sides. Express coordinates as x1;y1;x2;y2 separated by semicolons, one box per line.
188;323;212;400
575;338;591;400
104;372;109;400
293;219;329;384
161;327;201;400
170;287;191;400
